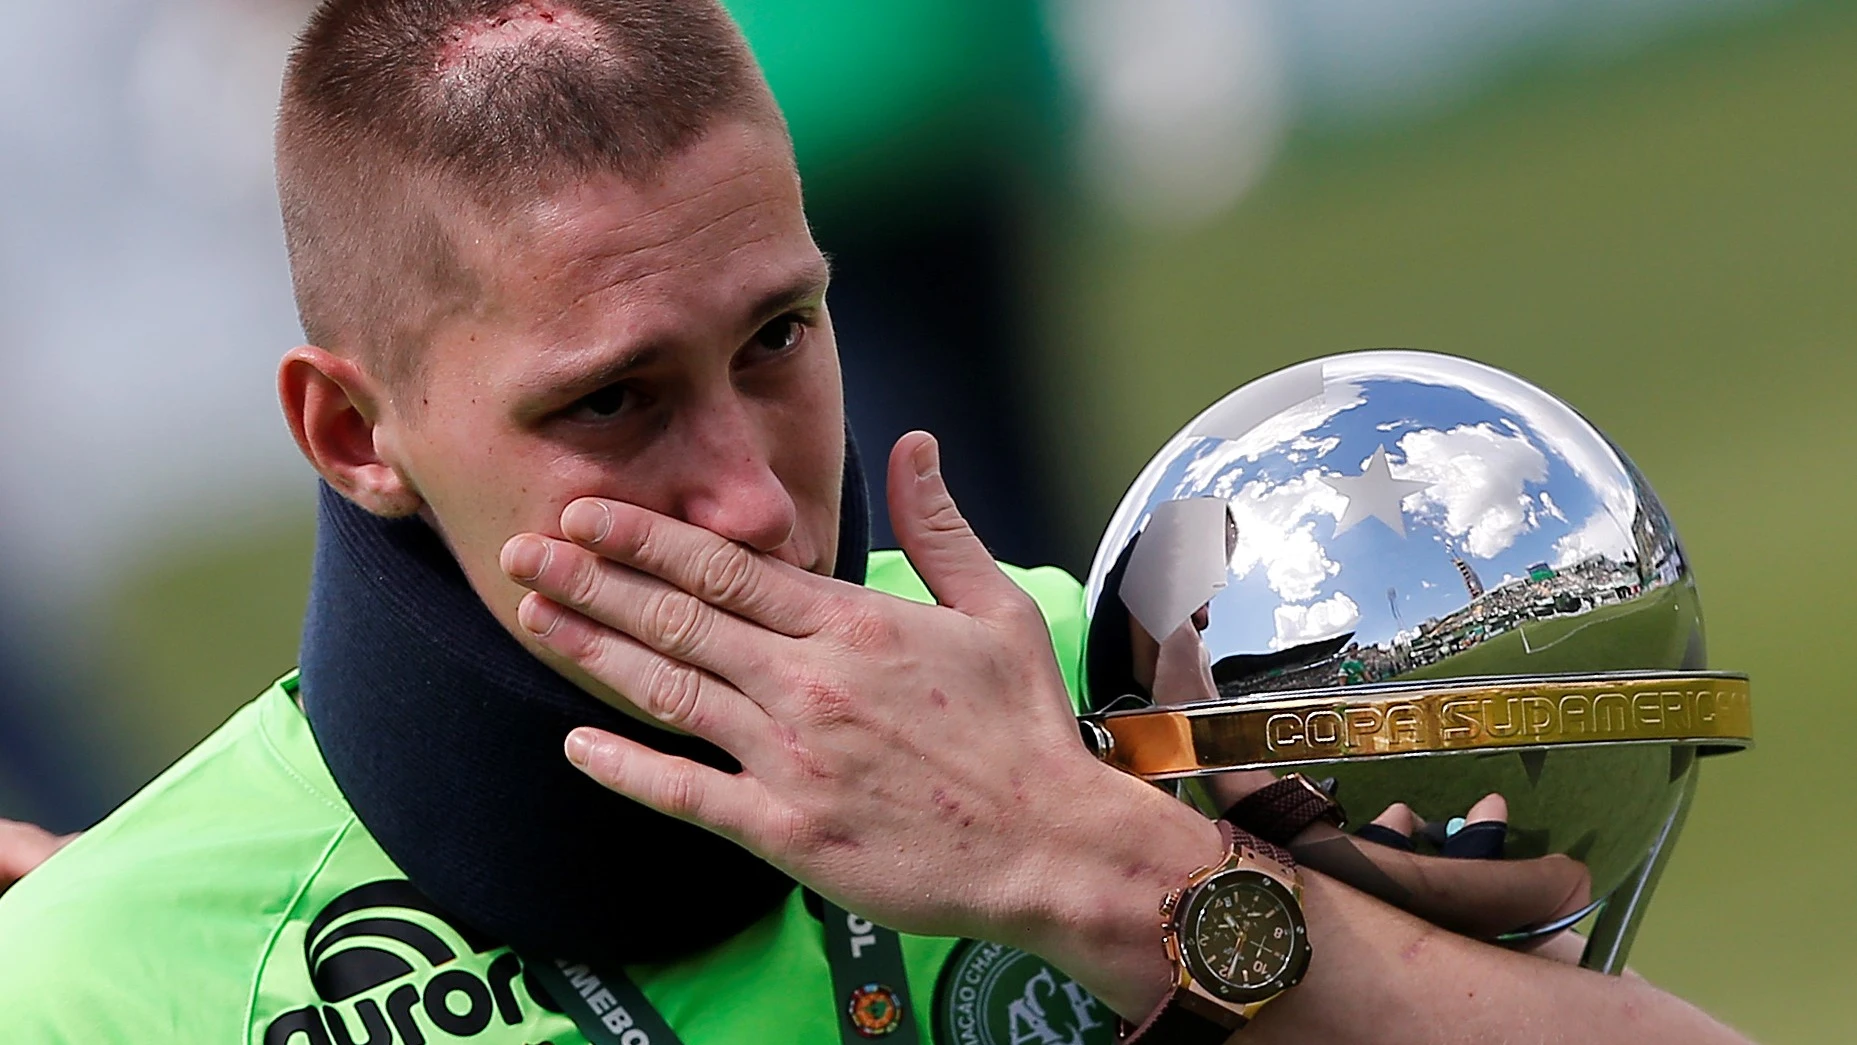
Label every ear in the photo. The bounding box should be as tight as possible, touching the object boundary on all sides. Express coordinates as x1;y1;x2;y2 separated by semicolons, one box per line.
278;346;424;517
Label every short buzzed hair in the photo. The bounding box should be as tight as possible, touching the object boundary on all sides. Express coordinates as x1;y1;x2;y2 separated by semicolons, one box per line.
277;0;782;387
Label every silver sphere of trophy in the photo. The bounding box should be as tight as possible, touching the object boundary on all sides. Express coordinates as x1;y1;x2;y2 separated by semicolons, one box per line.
1077;350;1752;972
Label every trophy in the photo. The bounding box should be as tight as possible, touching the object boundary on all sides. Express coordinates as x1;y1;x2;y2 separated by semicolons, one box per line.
1076;350;1752;971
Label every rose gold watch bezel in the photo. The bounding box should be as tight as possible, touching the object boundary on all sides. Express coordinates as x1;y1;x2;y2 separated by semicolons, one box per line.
1158;845;1310;1016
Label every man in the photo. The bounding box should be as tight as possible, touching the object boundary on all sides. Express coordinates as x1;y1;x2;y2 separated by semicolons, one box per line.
0;1;1749;1042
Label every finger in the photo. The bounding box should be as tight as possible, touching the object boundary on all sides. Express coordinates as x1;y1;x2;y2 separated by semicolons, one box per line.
1353;823;1417;852
1440;821;1507;860
1150;620;1219;705
505;534;782;684
1371;802;1420;834
556;497;839;637
518;591;780;760
1522;929;1591;966
565;727;772;849
0;821;73;888
1441;793;1509;859
1522;931;1640;974
1464;791;1508;824
1354;803;1420;851
886;432;1023;618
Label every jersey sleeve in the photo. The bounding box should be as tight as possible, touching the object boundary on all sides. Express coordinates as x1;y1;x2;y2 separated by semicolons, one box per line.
0;840;262;1041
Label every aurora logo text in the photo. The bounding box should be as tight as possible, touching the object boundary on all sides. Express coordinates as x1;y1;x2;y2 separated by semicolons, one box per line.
263;880;542;1045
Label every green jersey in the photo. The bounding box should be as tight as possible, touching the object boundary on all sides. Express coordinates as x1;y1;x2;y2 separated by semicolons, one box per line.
0;552;1109;1045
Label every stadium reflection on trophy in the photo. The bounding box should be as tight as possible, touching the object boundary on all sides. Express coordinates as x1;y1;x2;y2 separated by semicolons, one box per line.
1077;350;1752;972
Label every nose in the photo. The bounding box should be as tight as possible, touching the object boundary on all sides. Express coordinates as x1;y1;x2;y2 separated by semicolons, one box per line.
672;398;798;557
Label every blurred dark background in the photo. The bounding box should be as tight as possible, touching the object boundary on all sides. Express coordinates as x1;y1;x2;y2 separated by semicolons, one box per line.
1;1;1851;1039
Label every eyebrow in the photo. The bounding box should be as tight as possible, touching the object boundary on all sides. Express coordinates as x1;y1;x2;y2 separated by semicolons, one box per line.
747;254;833;326
529;343;664;412
517;255;834;412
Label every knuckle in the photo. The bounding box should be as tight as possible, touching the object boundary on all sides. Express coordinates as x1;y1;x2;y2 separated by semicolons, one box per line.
795;672;856;726
921;494;971;536
836;605;901;652
585;740;630;785
626;514;666;565
768;803;811;857
646;587;710;656
699;541;758;605
703;795;755;852
998;589;1044;632
655;762;702;817
786;810;858;856
562;552;605;608
551;612;603;664
643;659;706;731
605;508;649;556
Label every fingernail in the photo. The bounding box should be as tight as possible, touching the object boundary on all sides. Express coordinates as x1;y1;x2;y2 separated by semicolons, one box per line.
562;500;612;543
502;535;550;582
565;729;594;767
1445;816;1467;838
913;435;940;480
518;593;562;637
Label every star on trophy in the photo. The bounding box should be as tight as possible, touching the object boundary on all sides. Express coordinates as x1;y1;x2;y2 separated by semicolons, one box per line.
1076;349;1752;972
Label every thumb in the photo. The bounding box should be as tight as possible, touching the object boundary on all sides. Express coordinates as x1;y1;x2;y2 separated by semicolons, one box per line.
887;432;1016;616
1151;620;1219;705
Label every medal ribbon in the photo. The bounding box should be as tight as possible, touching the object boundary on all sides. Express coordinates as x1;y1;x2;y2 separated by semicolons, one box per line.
819;895;922;1045
527;895;918;1045
523;954;688;1045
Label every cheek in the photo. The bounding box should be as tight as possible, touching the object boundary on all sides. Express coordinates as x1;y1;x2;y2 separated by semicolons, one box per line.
411;422;555;525
399;422;587;616
775;348;846;488
789;328;845;446
746;340;844;563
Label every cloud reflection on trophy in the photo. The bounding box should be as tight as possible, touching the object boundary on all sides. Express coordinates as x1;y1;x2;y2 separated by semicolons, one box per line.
1079;350;1751;972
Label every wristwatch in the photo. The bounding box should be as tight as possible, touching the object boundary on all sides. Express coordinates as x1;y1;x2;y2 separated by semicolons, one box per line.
1123;821;1310;1044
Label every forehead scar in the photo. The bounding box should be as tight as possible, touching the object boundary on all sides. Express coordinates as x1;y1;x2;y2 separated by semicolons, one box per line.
437;1;603;73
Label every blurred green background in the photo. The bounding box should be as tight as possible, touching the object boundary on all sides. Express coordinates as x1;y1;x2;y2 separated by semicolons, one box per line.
56;1;1857;1040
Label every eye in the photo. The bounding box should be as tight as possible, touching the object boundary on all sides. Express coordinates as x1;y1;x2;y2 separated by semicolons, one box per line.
747;313;806;359
566;383;633;422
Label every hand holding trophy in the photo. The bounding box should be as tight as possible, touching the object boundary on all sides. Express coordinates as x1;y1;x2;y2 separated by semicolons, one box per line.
1077;350;1752;972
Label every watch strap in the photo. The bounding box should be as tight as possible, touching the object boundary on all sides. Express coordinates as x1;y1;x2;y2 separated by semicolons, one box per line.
1222;817;1296;874
1120;987;1246;1045
1242;834;1295;874
1221;774;1344;848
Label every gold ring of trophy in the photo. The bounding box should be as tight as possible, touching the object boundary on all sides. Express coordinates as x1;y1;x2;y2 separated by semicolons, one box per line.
1078;671;1751;778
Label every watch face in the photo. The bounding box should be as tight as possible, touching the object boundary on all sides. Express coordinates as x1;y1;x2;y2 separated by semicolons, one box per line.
1176;869;1310;1005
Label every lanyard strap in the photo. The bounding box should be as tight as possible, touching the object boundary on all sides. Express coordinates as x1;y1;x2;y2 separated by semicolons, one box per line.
528;894;920;1045
524;954;688;1045
818;895;921;1045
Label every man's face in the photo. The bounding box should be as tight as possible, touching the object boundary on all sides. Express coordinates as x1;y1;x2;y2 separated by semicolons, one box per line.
372;119;844;691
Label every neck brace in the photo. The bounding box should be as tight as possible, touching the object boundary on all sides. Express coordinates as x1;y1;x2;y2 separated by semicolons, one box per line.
299;435;871;963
